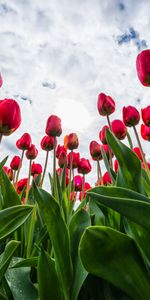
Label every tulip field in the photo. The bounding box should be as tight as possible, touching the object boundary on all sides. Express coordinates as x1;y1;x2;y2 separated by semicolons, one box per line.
0;50;150;299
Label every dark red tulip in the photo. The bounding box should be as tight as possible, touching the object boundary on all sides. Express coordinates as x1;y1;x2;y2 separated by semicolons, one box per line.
26;144;38;160
141;124;150;141
45;115;62;137
79;182;91;200
99;125;109;144
89;141;102;160
58;151;67;168
133;147;143;161
78;158;92;175
101;144;114;160
40;135;55;151
102;171;112;185
141;106;150;126
67;152;80;169
0;73;3;88
16;133;32;150
56;144;67;158
97;93;115;116
31;162;42;176
64;133;79;150
3;166;13;181
123;106;140;127
114;159;119;173
17;178;28;195
111;119;127;140
10;156;21;170
136;49;150;86
0;99;21;136
74;175;83;191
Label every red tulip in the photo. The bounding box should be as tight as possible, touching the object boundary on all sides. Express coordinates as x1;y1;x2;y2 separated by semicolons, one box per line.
136;49;150;86
111;119;127;140
10;156;21;170
133;147;143;161
45;115;62;137
99;125;109;144
89;141;102;160
142;161;150;171
56;167;69;187
97;93;115;116
64;133;79;150
31;162;42;176
79;182;91;200
101;144;114;160
17;178;28;195
141;124;150;141
3;166;13;181
67;152;80;169
58;151;67;168
141;106;150;126
0;73;3;88
102;171;112;185
0;99;21;136
114;159;119;173
16;133;32;150
74;175;83;191
40;135;55;151
123;106;140;127
56;144;67;158
26;144;38;160
78;158;92;175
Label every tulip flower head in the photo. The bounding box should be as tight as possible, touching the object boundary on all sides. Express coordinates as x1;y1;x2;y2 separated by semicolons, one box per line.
123;106;140;127
136;49;150;86
0;99;21;136
133;147;143;161
89;141;102;160
141;124;150;141
3;166;13;181
102;171;112;185
17;178;28;195
74;175;83;191
67;152;80;169
40;135;55;151
111;119;127;140
97;93;115;116
45;115;62;137
78;158;92;175
26;144;38;160
0;73;3;88
16;133;32;150
64;133;79;150
141;106;150;126
56;144;67;158
58;151;67;168
99;125;109;144
10;156;21;171
31;162;42;176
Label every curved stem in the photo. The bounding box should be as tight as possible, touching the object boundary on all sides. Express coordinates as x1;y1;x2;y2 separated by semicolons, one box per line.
40;151;49;187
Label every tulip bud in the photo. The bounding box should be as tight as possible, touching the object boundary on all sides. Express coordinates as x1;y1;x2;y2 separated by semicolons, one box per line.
89;141;102;160
58;151;67;168
136;49;150;86
123;106;140;127
31;162;42;176
78;158;92;174
26;144;38;160
74;175;83;191
45;115;62;137
114;159;119;173
141;124;150;141
0;99;21;136
0;73;3;88
64;133;79;150
97;93;115;116
16;133;32;150
67;152;80;169
17;178;28;195
111;119;127;140
10;156;21;170
56;144;67;158
141;106;150;126
3;166;13;181
99;125;109;144
40;135;55;151
133;147;143;161
102;171;112;185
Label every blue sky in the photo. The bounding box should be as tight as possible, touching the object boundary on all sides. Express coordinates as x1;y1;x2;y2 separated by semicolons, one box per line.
0;0;150;187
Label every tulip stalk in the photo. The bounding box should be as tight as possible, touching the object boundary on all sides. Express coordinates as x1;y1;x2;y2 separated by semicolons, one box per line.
25;159;32;203
97;160;102;185
68;150;73;199
40;150;49;187
15;150;25;188
81;174;85;200
0;133;2;144
106;115;113;169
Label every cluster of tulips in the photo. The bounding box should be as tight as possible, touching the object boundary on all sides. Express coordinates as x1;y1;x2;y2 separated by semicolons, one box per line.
0;49;150;300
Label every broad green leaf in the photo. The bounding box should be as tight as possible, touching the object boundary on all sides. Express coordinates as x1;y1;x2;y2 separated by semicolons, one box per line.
69;209;91;300
0;169;21;208
0;240;20;281
0;157;8;169
88;187;150;231
80;226;150;300
6;257;38;300
106;130;144;194
12;257;38;269
0;205;33;240
38;248;63;300
32;183;73;299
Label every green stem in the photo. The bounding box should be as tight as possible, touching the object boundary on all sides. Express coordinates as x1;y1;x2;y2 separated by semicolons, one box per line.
15;149;25;188
13;170;16;185
26;206;36;258
25;159;32;203
68;150;73;199
40;150;49;187
97;160;102;185
0;133;3;144
126;131;133;149
53;137;58;199
81;174;85;200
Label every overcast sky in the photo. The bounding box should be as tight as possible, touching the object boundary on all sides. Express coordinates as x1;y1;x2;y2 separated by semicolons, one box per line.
0;0;150;188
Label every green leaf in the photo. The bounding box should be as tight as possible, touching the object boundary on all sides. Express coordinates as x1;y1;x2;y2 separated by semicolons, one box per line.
101;146;116;184
12;257;38;269
32;183;73;299
80;226;150;300
69;209;91;300
106;130;144;194
0;157;8;169
0;169;21;208
0;205;33;240
38;248;63;300
88;186;150;231
0;240;20;281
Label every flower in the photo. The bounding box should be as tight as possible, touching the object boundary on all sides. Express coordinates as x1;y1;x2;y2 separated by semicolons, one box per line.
45;115;62;137
70;191;77;202
58;151;67;168
89;141;102;160
31;162;42;176
26;144;38;160
114;159;119;173
136;49;150;86
0;99;21;136
123;106;140;127
16;133;32;150
141;124;150;141
10;156;21;170
141;106;150;126
102;171;112;185
17;178;28;195
0;73;3;88
67;152;80;169
3;166;13;181
111;119;127;140
133;147;143;161
56;144;67;158
78;158;92;174
101;144;114;160
40;135;55;151
56;168;69;187
97;93;115;116
64;133;79;150
79;182;91;200
74;175;83;191
99;125;109;144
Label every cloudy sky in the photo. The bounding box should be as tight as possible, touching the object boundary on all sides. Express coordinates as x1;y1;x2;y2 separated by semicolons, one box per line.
0;0;150;188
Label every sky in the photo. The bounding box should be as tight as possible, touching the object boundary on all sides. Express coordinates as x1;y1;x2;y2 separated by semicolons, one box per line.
0;0;150;189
